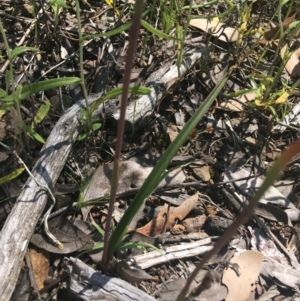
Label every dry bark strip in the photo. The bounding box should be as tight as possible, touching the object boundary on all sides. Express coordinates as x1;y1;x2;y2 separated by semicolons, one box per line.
113;47;206;126
0;99;107;300
64;257;157;301
0;48;204;300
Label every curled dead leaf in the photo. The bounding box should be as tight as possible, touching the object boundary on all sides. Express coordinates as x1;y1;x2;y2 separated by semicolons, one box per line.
281;44;300;77
134;192;198;236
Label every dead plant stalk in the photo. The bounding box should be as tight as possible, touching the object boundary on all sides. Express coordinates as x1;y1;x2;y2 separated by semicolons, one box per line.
101;0;145;268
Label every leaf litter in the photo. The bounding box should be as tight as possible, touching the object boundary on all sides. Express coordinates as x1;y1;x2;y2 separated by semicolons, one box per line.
2;0;300;300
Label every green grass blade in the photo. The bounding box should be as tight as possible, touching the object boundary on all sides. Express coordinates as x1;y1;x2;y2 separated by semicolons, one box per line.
90;85;151;113
10;47;38;61
19;77;81;100
141;20;177;40
92;242;104;251
107;73;230;258
33;101;51;125
1;77;83;103
92;221;105;236
82;22;132;41
22;123;45;144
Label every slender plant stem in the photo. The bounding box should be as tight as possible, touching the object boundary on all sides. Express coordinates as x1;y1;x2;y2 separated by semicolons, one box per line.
75;0;92;131
0;19;24;147
101;0;144;268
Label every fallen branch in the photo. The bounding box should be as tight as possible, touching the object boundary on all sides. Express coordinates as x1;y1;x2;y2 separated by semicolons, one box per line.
0;48;204;300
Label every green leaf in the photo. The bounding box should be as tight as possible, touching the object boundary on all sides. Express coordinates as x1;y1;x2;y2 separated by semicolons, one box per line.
92;221;105;236
33;101;51;125
107;73;230;258
22;123;45;144
50;0;68;8
92;122;102;131
289;20;300;29
0;102;14;111
0;88;6;98
117;241;161;253
14;84;23;105
5;70;11;87
10;47;38;61
225;88;257;98
90;85;151;113
0;167;24;185
19;77;81;100
141;20;177;40
77;122;102;141
77;133;87;141
92;242;104;251
20;77;81;100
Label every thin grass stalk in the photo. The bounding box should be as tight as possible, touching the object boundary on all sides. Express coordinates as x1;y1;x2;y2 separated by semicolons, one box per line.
0;19;24;147
75;0;92;131
101;0;144;268
263;0;285;102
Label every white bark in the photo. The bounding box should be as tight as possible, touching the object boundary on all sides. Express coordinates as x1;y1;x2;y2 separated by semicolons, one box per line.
64;257;157;301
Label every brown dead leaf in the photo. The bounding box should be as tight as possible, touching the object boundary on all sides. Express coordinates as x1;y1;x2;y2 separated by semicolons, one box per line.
134;193;198;236
29;247;50;290
281;44;300;77
182;215;207;233
190;19;239;42
170;224;185;234
168;126;178;142
222;250;264;301
83;161;186;203
219;91;256;112
260;9;300;44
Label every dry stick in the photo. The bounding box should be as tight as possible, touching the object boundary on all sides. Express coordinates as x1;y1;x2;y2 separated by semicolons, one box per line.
101;0;144;267
0;100;88;300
